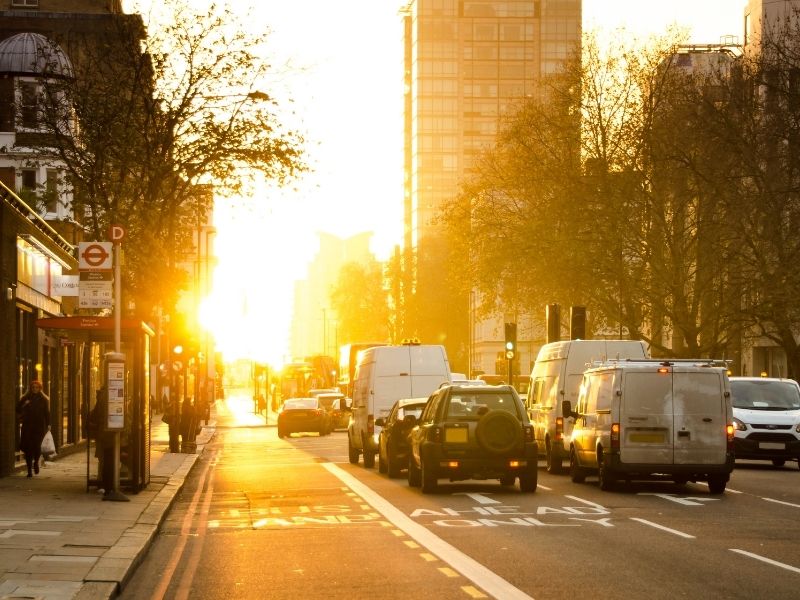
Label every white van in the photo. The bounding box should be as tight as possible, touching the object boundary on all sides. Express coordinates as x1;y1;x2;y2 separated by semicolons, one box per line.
564;359;734;493
348;343;451;467
527;340;649;473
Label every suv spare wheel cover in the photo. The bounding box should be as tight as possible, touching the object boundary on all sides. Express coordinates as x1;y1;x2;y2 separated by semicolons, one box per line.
475;410;522;455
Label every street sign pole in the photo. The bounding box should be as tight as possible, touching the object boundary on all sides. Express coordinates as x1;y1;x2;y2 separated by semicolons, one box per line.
105;233;129;502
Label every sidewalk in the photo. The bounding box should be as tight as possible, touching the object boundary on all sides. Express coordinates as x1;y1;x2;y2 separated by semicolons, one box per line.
0;413;217;600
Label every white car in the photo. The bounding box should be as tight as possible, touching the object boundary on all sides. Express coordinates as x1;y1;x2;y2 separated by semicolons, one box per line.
730;377;800;469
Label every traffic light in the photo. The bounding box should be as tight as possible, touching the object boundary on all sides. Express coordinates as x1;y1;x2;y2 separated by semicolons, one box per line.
504;322;517;359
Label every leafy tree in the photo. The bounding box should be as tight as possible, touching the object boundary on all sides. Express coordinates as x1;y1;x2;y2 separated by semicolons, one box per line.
39;2;305;316
330;261;391;345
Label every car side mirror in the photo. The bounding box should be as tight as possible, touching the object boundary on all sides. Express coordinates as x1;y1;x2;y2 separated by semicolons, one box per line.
404;414;417;426
375;417;386;427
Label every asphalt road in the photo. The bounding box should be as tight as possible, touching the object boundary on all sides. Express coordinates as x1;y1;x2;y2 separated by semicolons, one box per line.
121;394;800;599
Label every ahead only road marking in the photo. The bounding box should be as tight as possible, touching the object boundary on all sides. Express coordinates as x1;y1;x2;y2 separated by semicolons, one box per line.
323;463;533;600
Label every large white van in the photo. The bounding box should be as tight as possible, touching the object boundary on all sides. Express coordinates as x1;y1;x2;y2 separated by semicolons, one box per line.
527;340;649;473
348;343;451;467
564;359;734;493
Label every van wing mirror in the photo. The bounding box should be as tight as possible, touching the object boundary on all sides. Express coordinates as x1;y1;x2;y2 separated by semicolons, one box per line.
562;400;576;419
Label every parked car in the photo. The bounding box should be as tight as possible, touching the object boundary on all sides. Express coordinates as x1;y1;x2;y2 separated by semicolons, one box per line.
376;397;428;478
407;384;538;493
564;359;734;492
277;397;332;438
730;377;800;469
316;392;349;430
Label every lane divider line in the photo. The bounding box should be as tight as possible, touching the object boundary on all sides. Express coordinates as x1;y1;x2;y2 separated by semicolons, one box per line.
630;517;695;539
730;549;800;574
323;463;534;600
762;497;800;509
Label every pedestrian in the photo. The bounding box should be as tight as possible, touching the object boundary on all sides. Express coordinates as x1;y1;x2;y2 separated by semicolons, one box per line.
180;397;198;453
163;395;181;453
89;387;115;495
16;380;50;478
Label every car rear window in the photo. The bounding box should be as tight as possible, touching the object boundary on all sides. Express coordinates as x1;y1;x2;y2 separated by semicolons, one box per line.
283;398;318;410
398;404;426;420
445;393;520;418
731;381;800;410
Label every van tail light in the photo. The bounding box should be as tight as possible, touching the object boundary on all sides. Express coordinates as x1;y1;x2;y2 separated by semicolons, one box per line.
726;423;735;451
367;414;374;436
555;417;563;441
524;424;534;443
429;426;442;443
611;423;620;451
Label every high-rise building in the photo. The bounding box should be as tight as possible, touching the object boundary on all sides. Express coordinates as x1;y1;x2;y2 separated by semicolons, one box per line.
744;0;800;51
401;0;581;372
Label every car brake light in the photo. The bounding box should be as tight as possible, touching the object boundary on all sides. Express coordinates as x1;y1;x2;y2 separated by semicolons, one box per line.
611;423;620;451
367;414;374;435
726;423;735;450
555;417;563;441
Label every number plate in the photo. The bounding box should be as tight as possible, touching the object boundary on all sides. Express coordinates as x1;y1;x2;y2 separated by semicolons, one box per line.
445;427;468;443
759;442;785;450
629;432;665;444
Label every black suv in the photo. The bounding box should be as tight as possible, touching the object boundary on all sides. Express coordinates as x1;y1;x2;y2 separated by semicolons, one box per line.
407;384;538;493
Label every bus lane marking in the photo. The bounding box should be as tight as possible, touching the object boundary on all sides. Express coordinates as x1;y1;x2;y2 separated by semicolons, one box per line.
323;462;534;600
409;499;612;528
638;493;720;506
730;549;800;574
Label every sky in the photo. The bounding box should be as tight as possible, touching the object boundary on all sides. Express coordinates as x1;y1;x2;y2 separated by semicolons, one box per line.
124;0;746;364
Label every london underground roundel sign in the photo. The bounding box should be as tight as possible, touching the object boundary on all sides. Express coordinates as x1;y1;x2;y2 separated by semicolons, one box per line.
78;241;113;270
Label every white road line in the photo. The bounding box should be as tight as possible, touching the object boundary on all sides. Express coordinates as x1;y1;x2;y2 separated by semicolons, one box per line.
762;497;800;509
323;463;533;600
730;549;800;574
536;485;552;491
564;495;608;510
630;518;695;539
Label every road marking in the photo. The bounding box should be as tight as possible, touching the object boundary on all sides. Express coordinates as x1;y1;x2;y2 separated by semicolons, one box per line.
564;495;608;510
638;493;720;506
440;567;459;577
391;529;405;537
762;497;800;509
536;485;552;491
324;463;534;600
462;585;489;598
405;541;420;549
630;518;695;539
455;492;501;505
730;549;800;574
420;552;438;562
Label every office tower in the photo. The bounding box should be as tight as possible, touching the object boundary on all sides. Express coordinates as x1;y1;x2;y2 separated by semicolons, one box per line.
401;0;581;371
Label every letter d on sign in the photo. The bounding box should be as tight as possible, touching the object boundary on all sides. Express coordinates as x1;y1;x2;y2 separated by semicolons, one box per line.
109;224;125;243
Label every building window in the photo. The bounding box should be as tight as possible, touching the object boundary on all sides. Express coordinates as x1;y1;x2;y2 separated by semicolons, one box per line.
21;169;36;191
20;82;39;128
45;169;58;213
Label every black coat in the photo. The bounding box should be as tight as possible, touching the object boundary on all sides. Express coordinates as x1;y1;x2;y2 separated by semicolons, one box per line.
17;392;50;454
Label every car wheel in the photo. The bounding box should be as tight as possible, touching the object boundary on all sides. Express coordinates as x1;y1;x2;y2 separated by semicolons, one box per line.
708;475;727;494
378;448;388;474
500;474;515;486
772;459;785;467
597;451;616;491
387;449;402;479
277;429;285;439
570;448;587;483
546;440;564;474
475;410;522;455
519;469;537;493
362;435;375;468
348;434;359;465
408;456;421;487
421;458;437;493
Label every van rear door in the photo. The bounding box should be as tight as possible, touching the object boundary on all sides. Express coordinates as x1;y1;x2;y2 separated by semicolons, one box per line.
620;369;673;465
672;368;727;465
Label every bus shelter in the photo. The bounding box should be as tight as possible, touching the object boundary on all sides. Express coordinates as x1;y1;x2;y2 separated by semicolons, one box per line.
36;316;153;493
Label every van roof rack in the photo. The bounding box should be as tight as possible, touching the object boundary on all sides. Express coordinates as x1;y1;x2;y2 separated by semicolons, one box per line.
589;358;731;368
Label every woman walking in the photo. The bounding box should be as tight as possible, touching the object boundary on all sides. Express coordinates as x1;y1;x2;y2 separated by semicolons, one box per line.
17;380;50;477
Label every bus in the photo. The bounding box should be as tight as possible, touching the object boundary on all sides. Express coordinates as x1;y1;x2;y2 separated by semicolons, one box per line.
338;342;387;398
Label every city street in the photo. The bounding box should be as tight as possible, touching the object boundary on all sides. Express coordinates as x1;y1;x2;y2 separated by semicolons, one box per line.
121;392;800;599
